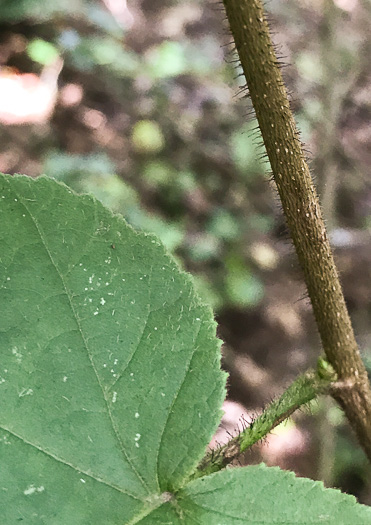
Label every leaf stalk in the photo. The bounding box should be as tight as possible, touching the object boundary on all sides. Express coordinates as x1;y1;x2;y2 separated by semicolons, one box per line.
195;362;336;479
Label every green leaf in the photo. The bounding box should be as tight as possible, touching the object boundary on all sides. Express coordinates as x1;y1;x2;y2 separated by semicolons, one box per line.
1;174;370;524
174;464;371;524
0;174;226;523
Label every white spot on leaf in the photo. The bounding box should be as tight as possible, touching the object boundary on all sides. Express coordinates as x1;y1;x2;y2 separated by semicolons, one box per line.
12;347;22;363
18;388;33;397
24;485;44;495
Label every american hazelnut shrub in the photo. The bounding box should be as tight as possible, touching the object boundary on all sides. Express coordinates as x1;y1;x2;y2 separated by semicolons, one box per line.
1;1;371;523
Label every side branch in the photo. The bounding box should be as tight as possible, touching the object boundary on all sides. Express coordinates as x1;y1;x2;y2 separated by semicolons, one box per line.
194;363;336;479
222;0;371;459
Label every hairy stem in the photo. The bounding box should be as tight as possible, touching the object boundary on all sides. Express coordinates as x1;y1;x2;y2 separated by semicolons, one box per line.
194;363;336;479
222;0;371;460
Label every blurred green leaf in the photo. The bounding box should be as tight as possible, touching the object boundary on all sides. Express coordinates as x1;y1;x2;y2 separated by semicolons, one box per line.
177;171;197;192
131;120;165;154
145;41;187;78
90;38;139;73
127;210;185;252
0;0;70;20
230;123;265;175
301;98;322;123
67;36;139;75
249;214;275;234
0;0;110;26
333;433;370;485
75;175;139;215
143;161;174;186
296;51;323;83
27;39;59;65
207;209;240;241
225;255;264;307
85;3;125;34
295;112;312;144
43;153;140;214
188;234;222;262
362;349;371;382
192;275;223;311
225;271;264;307
43;152;115;181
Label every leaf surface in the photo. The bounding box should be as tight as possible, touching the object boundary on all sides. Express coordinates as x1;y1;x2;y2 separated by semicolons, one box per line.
0;174;226;523
1;175;370;524
174;465;371;524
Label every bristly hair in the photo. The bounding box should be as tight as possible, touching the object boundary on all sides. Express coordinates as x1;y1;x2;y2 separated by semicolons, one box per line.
213;0;321;324
294;290;311;305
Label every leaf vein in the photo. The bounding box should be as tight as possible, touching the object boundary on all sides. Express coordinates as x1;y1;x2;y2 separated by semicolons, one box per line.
18;193;150;495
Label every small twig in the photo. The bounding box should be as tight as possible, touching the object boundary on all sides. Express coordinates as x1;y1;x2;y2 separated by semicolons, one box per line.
193;361;336;479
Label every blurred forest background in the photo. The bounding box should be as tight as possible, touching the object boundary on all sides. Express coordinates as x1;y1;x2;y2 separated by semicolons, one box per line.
0;0;370;503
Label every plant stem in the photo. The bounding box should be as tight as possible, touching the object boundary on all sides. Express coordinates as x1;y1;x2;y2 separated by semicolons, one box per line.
222;0;371;461
194;364;336;479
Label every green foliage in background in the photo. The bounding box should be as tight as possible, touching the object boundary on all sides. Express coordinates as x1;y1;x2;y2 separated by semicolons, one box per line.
27;39;59;66
11;0;268;310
